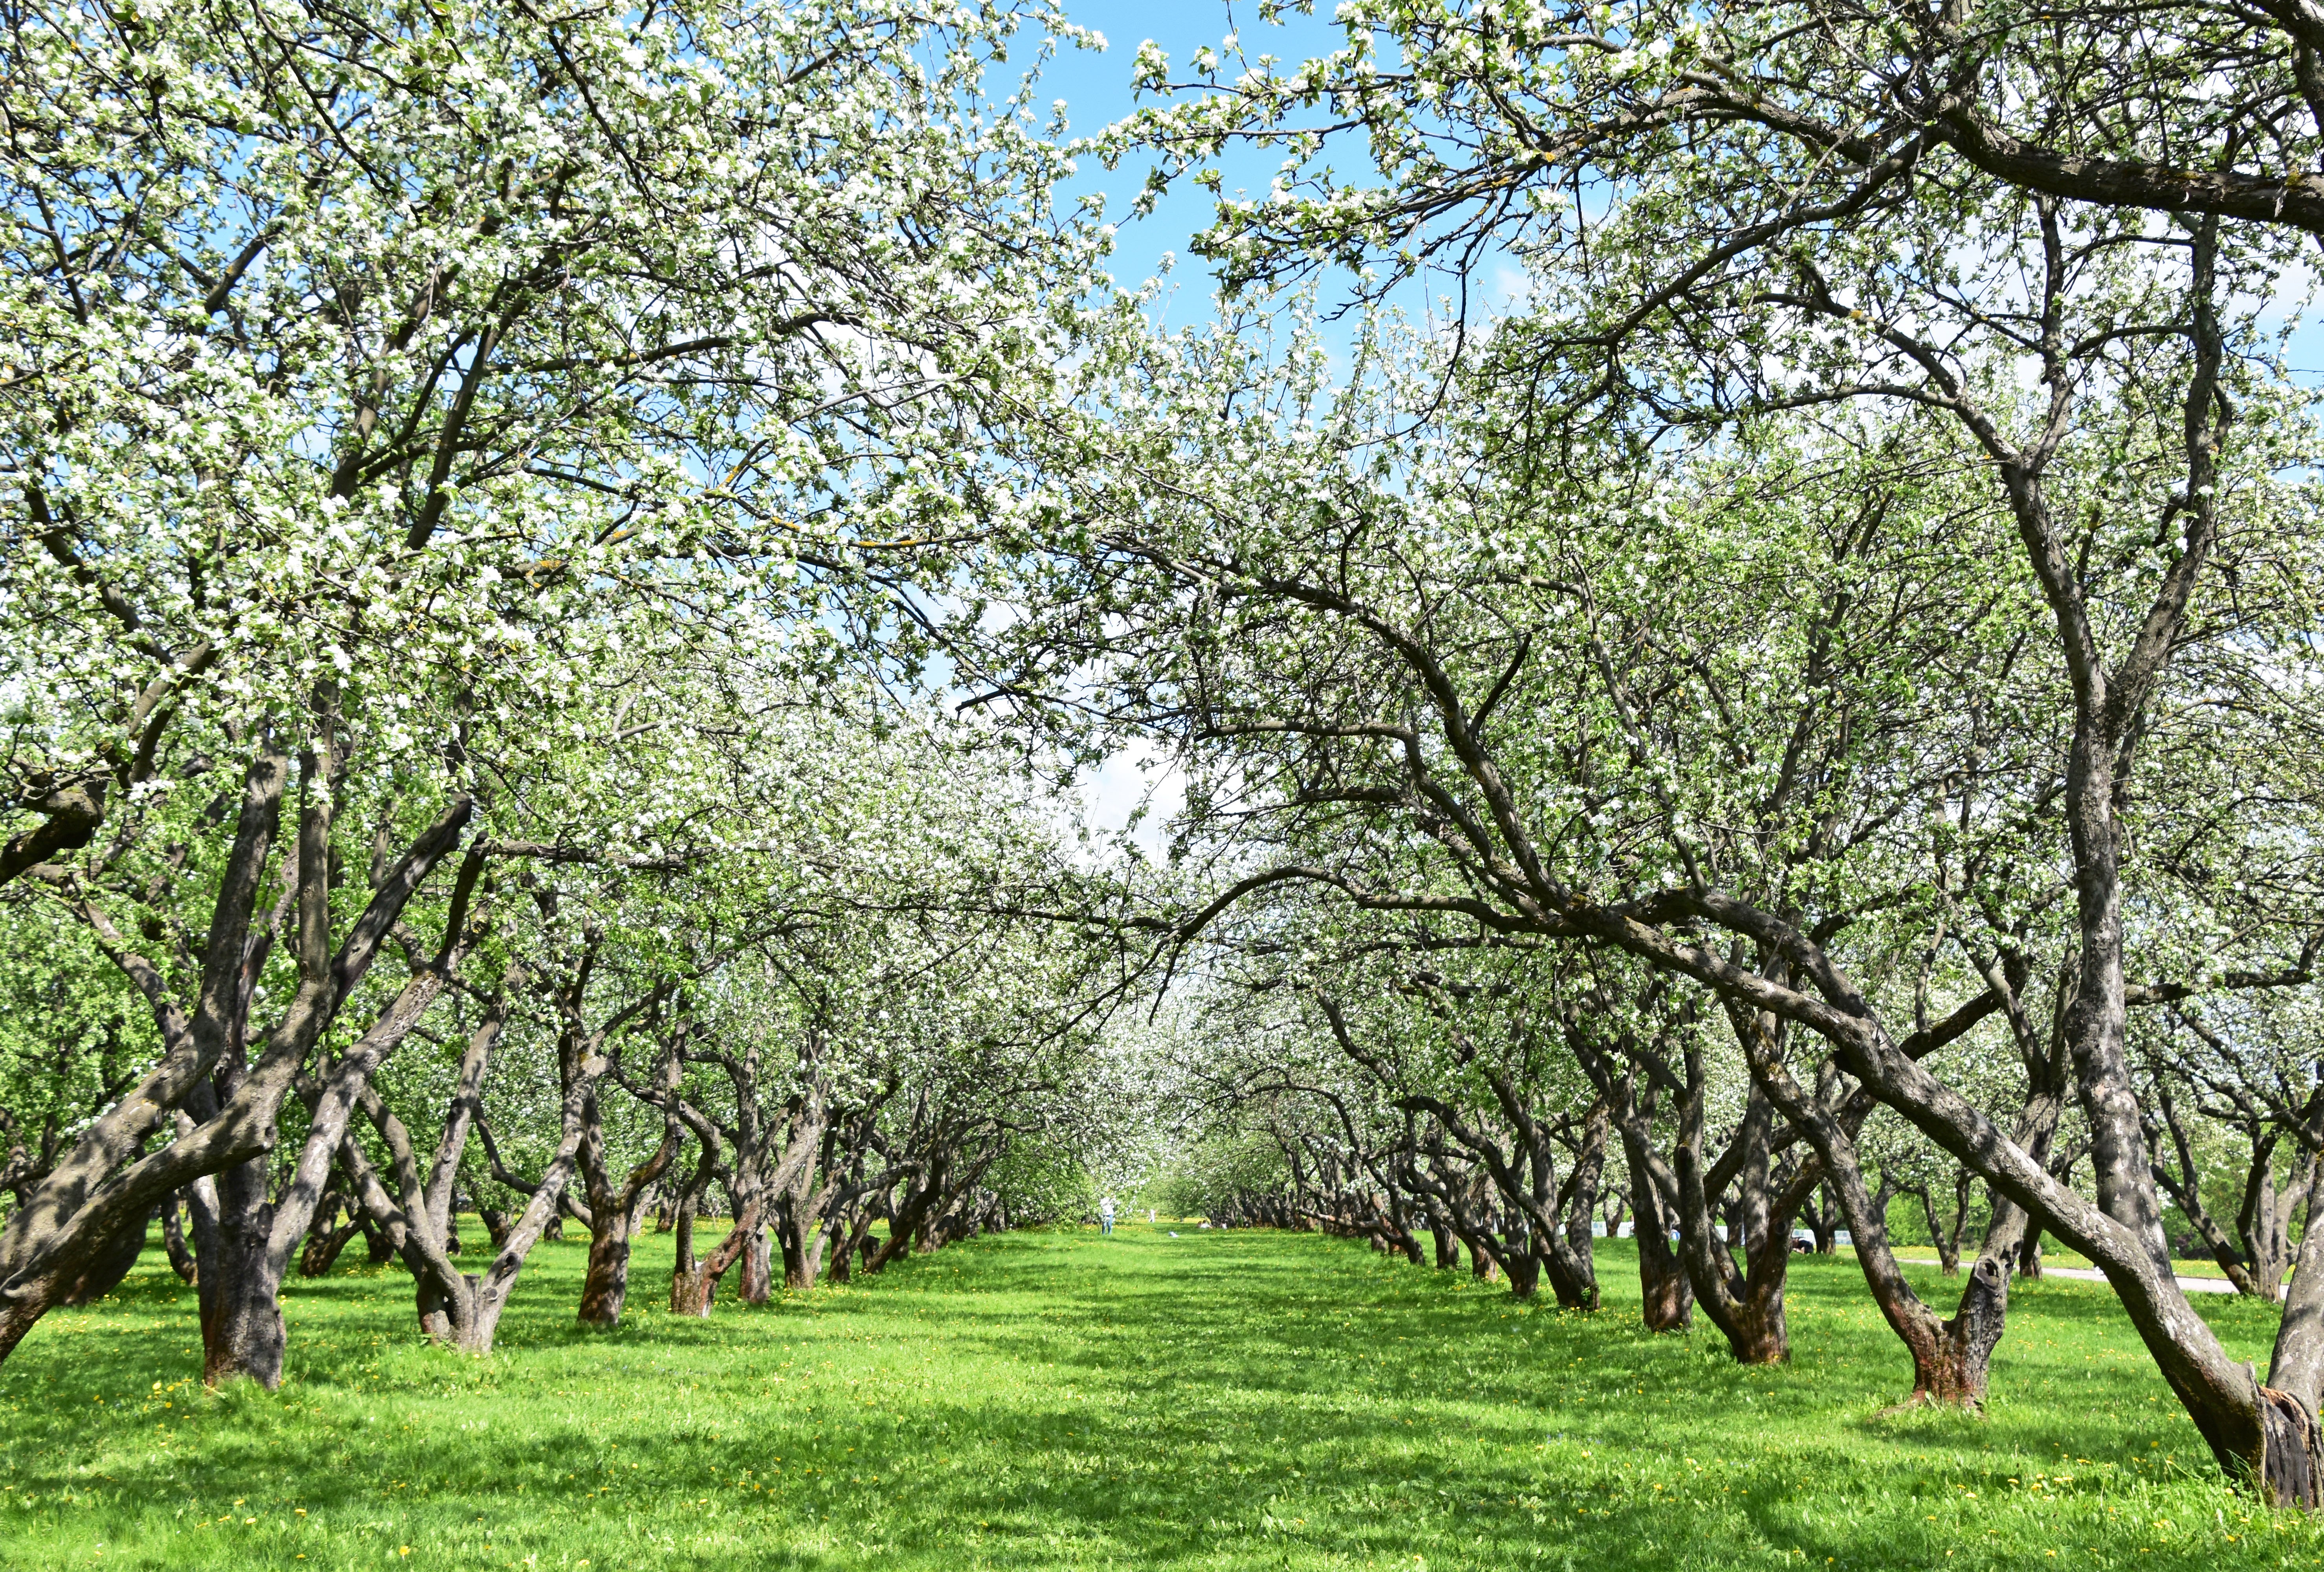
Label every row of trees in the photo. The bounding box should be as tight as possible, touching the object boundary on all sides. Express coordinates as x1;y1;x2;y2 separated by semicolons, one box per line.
961;0;2324;1513
1164;940;2324;1338
0;0;1148;1389
23;684;1125;1369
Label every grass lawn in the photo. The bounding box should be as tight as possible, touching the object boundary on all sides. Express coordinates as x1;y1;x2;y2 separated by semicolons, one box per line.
3;1225;2321;1570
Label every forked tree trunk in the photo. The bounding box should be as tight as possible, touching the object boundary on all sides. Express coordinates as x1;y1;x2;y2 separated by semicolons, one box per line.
1592;1032;1795;1362
1913;1180;1968;1275
1669;1076;1796;1365
778;1191;819;1291
1537;1102;1608;1311
1737;995;2033;1411
0;762;468;1378
346;1019;616;1357
667;1149;765;1319
0;746;289;1368
1502;1230;1542;1300
667;1196;712;1317
1898;1256;2011;1407
2148;1075;2311;1304
573;1058;683;1330
200;846;488;1388
578;1198;644;1328
1609;1080;1693;1332
1625;1153;1693;1332
297;1203;362;1278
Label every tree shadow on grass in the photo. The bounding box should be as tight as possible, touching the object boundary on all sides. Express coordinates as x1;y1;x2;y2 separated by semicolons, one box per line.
0;1228;2304;1570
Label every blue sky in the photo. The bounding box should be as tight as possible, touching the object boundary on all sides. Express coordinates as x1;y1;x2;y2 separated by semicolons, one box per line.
1030;2;1354;299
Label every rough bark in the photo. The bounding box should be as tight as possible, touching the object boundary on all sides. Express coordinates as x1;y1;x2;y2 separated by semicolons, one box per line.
56;1204;149;1306
739;1224;774;1301
2268;1211;2324;1421
1735;995;2016;1408
161;1191;197;1284
352;1001;626;1355
0;743;288;1362
1672;1065;1794;1364
198;833;486;1387
0;773;105;890
1617;1106;1693;1333
574;1043;685;1330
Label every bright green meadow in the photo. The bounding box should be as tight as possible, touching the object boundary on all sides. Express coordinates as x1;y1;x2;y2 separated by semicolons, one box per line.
3;1225;2320;1570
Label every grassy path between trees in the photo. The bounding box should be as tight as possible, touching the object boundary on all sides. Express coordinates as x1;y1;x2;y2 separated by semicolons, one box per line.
4;1226;2323;1570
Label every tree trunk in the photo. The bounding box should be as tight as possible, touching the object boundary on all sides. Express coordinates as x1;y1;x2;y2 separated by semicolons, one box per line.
1537;1102;1607;1311
1430;1221;1458;1270
1916;1181;1964;1275
198;1149;285;1387
1734;994;2026;1410
0;745;290;1368
297;1213;360;1278
1673;1078;1794;1365
297;1179;362;1278
0;770;469;1374
669;1264;712;1315
1804;1185;1838;1254
348;1058;600;1358
2263;1208;2324;1499
162;1191;197;1285
577;1202;640;1329
779;1200;816;1291
1503;1225;1542;1300
1610;1080;1693;1332
1628;1156;1693;1333
57;1204;150;1306
740;1225;773;1303
571;1054;684;1330
1900;1256;2012;1408
204;865;489;1388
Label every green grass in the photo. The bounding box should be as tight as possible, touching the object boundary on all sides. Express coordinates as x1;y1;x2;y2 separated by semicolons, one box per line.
4;1225;2322;1570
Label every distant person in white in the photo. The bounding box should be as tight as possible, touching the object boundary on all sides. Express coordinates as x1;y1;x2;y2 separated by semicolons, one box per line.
1099;1195;1115;1235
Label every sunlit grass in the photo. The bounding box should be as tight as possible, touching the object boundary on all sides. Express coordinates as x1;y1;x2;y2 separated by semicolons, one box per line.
0;1224;2318;1568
